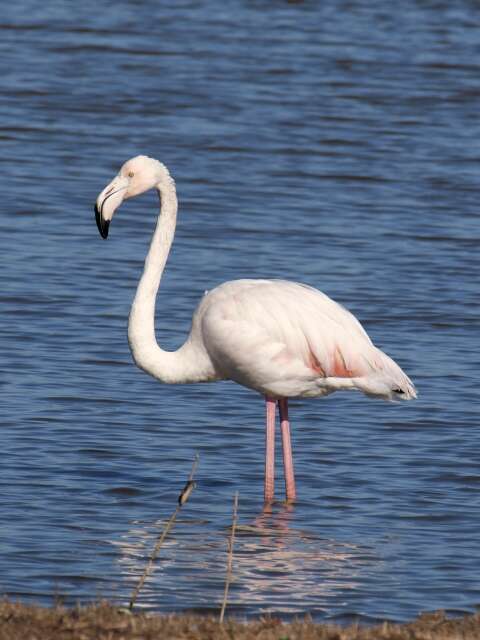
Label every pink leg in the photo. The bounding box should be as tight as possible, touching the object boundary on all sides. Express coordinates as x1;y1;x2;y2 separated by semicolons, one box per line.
279;398;296;501
264;396;276;503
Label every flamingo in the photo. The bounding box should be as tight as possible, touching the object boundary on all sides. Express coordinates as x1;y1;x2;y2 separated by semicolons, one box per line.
94;155;417;503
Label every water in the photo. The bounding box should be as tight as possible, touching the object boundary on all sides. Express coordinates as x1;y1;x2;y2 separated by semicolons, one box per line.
1;0;479;623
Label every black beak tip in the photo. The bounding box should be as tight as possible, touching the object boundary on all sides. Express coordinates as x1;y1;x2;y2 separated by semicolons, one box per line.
94;203;110;239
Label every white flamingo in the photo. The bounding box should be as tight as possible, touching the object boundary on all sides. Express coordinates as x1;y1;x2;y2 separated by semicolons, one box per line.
94;155;416;503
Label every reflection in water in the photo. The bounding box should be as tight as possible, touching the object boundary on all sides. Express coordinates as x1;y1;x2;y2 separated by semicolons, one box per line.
231;504;375;615
111;503;377;615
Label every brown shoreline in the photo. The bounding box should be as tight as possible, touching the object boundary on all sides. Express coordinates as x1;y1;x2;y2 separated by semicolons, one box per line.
1;601;479;640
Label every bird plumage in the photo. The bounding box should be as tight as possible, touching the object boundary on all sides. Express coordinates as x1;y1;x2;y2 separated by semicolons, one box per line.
187;278;416;400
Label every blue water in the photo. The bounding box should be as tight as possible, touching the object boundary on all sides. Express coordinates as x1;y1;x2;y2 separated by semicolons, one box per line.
1;0;479;623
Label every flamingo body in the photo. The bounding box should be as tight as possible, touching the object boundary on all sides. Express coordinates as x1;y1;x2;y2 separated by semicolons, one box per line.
190;278;415;401
94;155;416;503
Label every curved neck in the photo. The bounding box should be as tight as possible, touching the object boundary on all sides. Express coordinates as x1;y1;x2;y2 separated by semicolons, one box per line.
127;178;183;382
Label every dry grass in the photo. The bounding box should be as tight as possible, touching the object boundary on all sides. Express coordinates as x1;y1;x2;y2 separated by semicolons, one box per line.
129;454;199;611
1;601;479;640
220;491;239;623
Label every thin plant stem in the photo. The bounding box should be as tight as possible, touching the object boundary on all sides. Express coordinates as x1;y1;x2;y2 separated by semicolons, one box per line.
128;454;199;611
219;491;239;623
188;453;199;482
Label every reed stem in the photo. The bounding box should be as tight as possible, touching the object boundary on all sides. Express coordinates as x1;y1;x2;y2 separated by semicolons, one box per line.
219;491;239;623
129;454;199;611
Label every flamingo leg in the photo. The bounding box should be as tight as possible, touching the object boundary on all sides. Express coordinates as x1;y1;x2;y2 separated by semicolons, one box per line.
279;398;296;501
264;396;276;503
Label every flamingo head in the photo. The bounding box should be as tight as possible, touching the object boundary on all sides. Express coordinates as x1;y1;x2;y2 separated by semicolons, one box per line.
94;155;171;239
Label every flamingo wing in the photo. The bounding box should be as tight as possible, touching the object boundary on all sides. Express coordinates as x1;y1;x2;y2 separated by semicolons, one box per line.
192;279;415;400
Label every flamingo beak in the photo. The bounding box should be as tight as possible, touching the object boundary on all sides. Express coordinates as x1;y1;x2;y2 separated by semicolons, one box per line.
94;175;129;239
94;202;110;239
